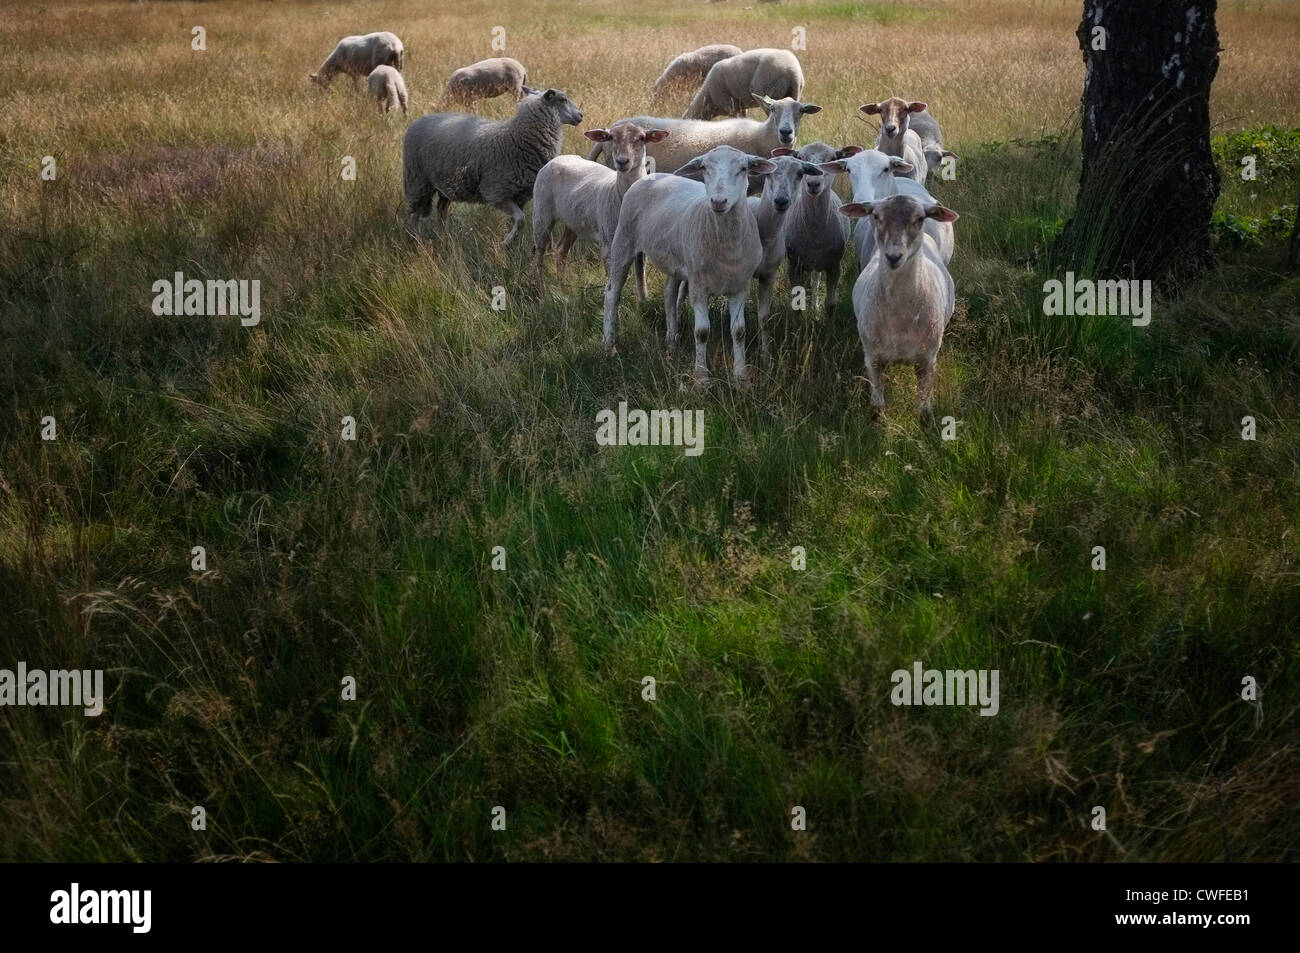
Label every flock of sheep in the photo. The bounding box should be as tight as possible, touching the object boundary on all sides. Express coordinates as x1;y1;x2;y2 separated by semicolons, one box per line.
311;32;964;415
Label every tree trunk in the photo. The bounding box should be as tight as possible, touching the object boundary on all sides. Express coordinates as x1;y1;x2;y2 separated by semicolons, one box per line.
1064;1;1221;283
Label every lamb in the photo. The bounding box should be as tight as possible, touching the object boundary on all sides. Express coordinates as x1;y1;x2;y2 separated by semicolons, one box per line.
670;154;824;354
818;149;955;268
310;32;404;89
603;146;776;384
650;45;742;105
863;97;946;183
840;193;960;418
531;123;669;285
587;96;820;178
774;142;860;316
683;48;805;119
368;65;408;116
403;88;584;245
440;57;529;108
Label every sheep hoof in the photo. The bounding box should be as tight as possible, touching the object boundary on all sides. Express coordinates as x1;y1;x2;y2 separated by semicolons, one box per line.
871;406;886;422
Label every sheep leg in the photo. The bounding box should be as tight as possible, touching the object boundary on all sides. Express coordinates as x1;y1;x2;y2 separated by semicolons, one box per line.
436;194;452;225
727;290;748;384
754;272;774;360
664;276;680;348
689;285;712;385
555;228;578;279
496;200;526;245
865;355;887;419
916;358;936;418
634;253;647;303
825;263;841;316
603;251;634;355
531;223;551;284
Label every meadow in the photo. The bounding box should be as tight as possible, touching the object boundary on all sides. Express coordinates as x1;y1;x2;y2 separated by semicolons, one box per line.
1;0;1298;861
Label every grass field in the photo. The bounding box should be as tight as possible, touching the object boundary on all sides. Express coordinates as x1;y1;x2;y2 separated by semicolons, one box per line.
2;0;1299;861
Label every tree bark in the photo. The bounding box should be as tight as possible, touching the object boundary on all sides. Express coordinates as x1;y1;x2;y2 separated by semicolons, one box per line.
1064;1;1221;282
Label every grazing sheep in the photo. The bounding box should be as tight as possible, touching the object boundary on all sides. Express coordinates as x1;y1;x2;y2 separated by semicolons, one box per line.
588;96;820;179
531;123;669;285
368;65;408;116
860;98;945;184
683;48;805;119
310;32;404;89
650;44;742;105
840;194;960;417
441;57;529;108
403;88;584;245
603;146;776;384
775;142;860;316
819;149;954;268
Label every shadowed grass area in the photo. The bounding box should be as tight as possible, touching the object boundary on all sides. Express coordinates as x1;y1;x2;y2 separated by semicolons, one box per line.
1;0;1298;862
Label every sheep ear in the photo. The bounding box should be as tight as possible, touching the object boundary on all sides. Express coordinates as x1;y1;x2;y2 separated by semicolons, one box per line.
748;157;777;175
800;103;822;114
860;103;882;116
800;162;824;177
520;85;537;96
908;101;928;113
941;150;958;160
643;129;670;143
817;160;848;175
584;129;612;142
770;147;796;157
840;203;872;219
753;94;774;111
837;145;865;158
889;157;915;175
926;205;959;223
673;157;705;178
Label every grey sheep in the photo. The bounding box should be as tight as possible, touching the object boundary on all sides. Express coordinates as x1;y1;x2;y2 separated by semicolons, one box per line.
776;142;859;316
682;48;805;120
310;32;404;89
650;44;742;105
441;57;529;108
368;65;408;116
403;88;584;245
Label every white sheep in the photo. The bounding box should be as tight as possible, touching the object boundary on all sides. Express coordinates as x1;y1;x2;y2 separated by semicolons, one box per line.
403;88;584;245
839;193;960;417
650;45;742;105
859;98;929;183
603;146;776;384
441;57;529;108
670;154;824;354
775;142;859;316
818;149;954;268
531;123;669;285
683;49;805;119
367;65;408;116
310;32;404;89
587;96;820;178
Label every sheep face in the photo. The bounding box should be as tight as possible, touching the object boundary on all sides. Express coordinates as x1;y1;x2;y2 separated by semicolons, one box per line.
585;124;670;173
860;98;927;140
753;96;822;147
674;146;775;215
763;156;823;212
539;88;583;125
821;150;913;204
923;147;959;179
781;143;860;196
841;195;958;270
